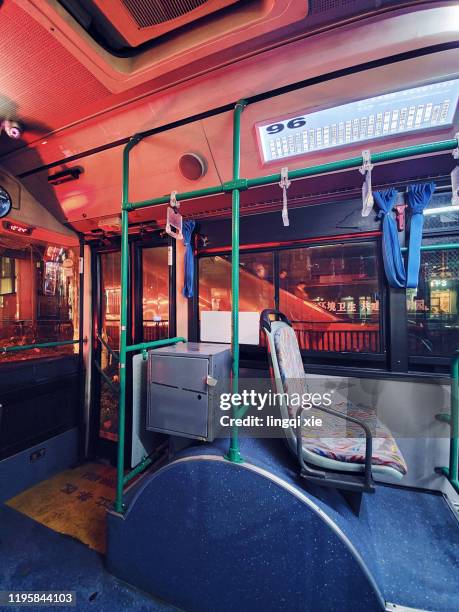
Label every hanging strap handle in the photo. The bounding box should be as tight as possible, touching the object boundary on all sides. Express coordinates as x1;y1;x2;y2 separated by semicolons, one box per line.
374;189;406;288
406;182;436;289
279;167;291;227
166;190;183;240
359;150;374;217
170;190;178;212
453;132;459;161
451;168;459;207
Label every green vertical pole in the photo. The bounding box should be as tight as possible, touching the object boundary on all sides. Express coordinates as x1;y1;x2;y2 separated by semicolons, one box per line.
450;352;459;485
226;100;246;464
115;140;135;513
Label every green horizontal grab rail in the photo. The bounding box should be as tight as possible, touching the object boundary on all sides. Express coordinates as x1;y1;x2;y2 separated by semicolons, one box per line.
123;138;458;212
0;339;84;354
401;243;459;252
123;456;155;486
125;337;186;353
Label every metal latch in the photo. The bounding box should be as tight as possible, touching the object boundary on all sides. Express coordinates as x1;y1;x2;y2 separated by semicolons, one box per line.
206;375;218;387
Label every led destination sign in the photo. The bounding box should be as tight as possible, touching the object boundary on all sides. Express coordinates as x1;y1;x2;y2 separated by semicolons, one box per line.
2;220;33;235
256;79;459;163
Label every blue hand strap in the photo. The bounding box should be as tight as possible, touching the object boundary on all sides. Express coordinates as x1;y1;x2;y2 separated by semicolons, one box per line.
182;220;196;298
406;183;435;289
373;188;406;288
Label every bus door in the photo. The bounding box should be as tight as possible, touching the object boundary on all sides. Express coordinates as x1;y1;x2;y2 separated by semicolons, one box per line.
91;238;175;462
92;247;122;461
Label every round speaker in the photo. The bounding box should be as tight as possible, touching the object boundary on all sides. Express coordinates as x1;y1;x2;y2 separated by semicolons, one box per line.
179;153;207;181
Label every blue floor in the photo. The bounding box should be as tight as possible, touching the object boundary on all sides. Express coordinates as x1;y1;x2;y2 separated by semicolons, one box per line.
181;437;459;611
3;439;459;611
0;504;178;611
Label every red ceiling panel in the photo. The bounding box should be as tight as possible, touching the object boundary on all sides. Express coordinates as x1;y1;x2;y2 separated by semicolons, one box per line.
0;1;111;146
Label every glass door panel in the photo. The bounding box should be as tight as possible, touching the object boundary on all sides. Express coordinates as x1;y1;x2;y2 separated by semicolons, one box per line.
98;251;120;442
142;246;169;342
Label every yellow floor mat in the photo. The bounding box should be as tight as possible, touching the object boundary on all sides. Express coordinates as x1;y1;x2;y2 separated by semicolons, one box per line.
6;463;116;554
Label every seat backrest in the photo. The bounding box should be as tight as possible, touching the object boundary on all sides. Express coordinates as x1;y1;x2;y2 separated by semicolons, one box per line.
260;309;308;449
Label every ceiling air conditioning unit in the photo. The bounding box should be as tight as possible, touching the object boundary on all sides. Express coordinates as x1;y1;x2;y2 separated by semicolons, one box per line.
92;0;240;47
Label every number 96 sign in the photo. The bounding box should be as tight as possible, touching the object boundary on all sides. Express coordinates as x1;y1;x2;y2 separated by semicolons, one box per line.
264;117;306;135
256;114;308;164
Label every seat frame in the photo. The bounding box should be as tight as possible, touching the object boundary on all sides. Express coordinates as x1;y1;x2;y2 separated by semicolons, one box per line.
260;309;375;500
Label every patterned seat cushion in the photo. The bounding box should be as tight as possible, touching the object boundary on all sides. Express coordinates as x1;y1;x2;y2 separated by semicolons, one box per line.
301;402;407;476
273;324;407;476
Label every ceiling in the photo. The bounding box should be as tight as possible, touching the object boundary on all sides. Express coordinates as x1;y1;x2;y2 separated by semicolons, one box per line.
0;0;457;234
0;0;308;154
0;1;112;145
0;0;425;155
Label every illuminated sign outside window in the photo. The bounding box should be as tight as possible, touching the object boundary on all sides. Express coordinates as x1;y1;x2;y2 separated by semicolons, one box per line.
430;278;452;289
256;79;459;163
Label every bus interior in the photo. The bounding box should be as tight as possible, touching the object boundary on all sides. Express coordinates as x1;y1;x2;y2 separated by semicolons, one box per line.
0;1;459;610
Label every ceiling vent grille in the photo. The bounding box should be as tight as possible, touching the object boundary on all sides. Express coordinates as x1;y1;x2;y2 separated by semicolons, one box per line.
122;0;210;28
309;0;374;15
90;0;241;46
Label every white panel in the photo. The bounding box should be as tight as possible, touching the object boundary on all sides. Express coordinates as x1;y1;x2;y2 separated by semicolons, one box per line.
131;353;157;467
201;311;260;345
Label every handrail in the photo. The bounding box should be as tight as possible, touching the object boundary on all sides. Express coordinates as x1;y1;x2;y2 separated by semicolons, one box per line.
225;100;246;464
123;441;169;486
124;138;458;212
0;339;83;354
125;337;185;353
401;243;459;252
296;404;374;492
96;333;120;362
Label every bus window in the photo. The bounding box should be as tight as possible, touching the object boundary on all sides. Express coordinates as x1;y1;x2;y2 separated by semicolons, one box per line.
0;241;79;361
407;245;459;357
279;241;381;353
199;252;275;344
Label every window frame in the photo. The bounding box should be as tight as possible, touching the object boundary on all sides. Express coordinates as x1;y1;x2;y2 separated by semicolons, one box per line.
133;235;176;344
196;235;386;367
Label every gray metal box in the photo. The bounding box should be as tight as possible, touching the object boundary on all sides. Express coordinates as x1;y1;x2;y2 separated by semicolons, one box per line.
146;342;231;441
